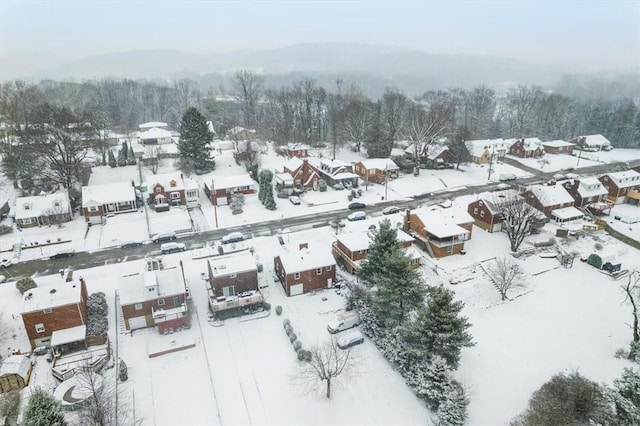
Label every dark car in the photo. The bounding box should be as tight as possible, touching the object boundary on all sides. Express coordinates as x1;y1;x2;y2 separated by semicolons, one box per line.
120;241;142;249
50;249;76;260
348;202;366;210
152;232;177;243
382;206;400;215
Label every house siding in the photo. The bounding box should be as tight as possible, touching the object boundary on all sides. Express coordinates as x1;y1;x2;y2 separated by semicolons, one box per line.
207;265;258;297
273;256;336;296
467;200;501;232
121;294;185;330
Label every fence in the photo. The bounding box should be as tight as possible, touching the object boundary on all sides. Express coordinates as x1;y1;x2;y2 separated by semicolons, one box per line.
604;223;640;251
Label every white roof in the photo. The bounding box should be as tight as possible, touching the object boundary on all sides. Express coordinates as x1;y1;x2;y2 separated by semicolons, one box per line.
528;184;575;206
119;267;185;305
14;191;69;220
284;156;304;171
542;140;575;148
228;126;256;136
473;189;522;214
277;243;336;274
138;127;172;140
605;170;640;188
201;173;255;190
146;173;198;192
0;355;31;379
139;121;168;129
358;158;399;171
411;207;473;239
51;325;86;347
22;281;82;313
208;251;257;278
576;178;608;197
275;173;294;185
551;206;584;220
82;182;136;207
581;134;611;147
404;143;449;159
336;228;414;252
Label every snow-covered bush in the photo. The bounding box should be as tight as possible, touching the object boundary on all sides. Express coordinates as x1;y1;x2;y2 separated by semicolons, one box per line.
0;390;19;418
282;318;290;327
16;277;37;294
318;179;327;192
22;388;66;426
293;340;302;351
289;332;297;343
119;360;128;382
0;225;13;235
297;349;308;361
87;292;108;317
276;305;283;316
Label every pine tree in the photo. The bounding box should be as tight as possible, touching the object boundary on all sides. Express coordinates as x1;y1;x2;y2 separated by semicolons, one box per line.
230;194;245;215
358;219;402;285
404;285;474;369
22;388;67;426
126;142;137;165
264;189;277;210
117;148;126;167
372;247;425;326
435;382;468;426
108;150;117;168
178;107;214;175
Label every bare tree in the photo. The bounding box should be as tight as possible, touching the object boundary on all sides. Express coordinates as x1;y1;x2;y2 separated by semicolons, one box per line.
505;85;543;137
36;126;93;189
465;86;496;139
74;367;113;426
299;339;354;399
342;98;372;152
174;78;198;117
144;146;161;174
380;88;408;155
499;191;542;252
233;70;264;129
487;256;526;301
621;270;640;344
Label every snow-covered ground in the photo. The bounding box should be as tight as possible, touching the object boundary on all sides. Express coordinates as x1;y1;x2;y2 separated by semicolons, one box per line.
507;148;640;172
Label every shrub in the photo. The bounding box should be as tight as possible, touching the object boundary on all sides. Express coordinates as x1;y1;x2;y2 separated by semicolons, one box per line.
297;349;307;361
262;302;271;311
283;318;290;327
16;277;37;294
293;340;302;351
357;189;363;196
595;242;604;251
119;360;128;381
276;305;283;316
348;195;353;202
0;225;13;235
318;179;327;192
0;390;20;418
289;332;297;343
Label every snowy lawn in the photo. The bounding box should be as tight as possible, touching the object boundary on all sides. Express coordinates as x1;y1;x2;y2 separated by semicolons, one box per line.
605;203;640;242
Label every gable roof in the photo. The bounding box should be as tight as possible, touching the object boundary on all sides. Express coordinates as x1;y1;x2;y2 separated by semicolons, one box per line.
283;156;304;172
542;140;575;148
82;182;136;207
357;158;399;171
603;170;640;188
201;173;256;190
411;206;474;238
471;189;522;214
527;184;575;206
138;127;172;140
0;355;31;379
277;243;336;274
146;173;198;192
22;281;83;313
139;121;168;129
579;134;611;147
576;178;608;197
14;192;70;220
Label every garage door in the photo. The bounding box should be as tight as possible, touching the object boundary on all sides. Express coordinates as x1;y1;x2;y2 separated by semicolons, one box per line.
493;222;502;232
289;284;304;296
127;315;148;330
216;197;228;206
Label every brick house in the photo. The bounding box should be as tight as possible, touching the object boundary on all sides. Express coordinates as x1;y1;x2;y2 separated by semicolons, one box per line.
598;170;640;204
207;251;259;299
274;242;336;296
14;192;72;229
312;158;359;188
81;181;138;224
406;207;474;258
282;157;319;189
570;134;612;152
467;189;522;233
562;178;609;208
202;174;256;206
331;229;417;274
522;184;575;216
404;144;455;168
354;159;399;184
280;143;310;159
508;138;544;158
118;258;189;332
146;173;199;209
541;140;576;155
21;279;88;348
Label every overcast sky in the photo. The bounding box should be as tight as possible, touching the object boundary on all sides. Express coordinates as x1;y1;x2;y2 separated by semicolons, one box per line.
1;0;639;71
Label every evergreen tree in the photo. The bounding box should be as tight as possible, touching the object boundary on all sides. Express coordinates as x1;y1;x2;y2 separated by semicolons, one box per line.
108;149;117;168
116;148;126;167
126;142;137;165
372;247;425;326
121;140;129;160
358;219;402;285
22;389;66;426
178;107;214;175
404;285;474;369
264;189;277;210
435;382;468;426
230;194;245;215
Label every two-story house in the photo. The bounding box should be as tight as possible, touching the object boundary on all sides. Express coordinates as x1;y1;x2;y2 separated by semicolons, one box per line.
353;159;399;184
207;251;259;299
81;181;138;224
467;189;522;233
570;134;612;152
562;178;609;208
312;158;359;188
522;184;576;216
508;138;544;158
202;173;256;206
404;143;455;168
146;173;199;210
274;242;336;296
282;157;319;189
406;207;474;258
598;170;640;204
280;143;310;159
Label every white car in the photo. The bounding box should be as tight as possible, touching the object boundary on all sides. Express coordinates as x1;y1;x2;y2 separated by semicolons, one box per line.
337;330;365;349
289;196;301;205
221;232;243;244
0;258;13;268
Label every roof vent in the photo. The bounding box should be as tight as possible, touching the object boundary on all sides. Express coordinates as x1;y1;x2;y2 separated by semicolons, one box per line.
49;289;57;294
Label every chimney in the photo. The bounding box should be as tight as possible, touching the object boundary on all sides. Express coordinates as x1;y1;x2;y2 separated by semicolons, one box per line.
403;209;411;232
299;242;308;251
180;173;184;180
131;180;135;187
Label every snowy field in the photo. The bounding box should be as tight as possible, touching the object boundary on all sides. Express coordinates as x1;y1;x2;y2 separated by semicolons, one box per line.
508;148;640;172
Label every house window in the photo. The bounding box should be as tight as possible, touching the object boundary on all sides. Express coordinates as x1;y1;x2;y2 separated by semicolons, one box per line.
230;273;237;279
88;206;98;212
170;192;180;200
325;265;332;271
43;308;52;314
35;323;45;333
186;190;198;198
223;286;235;297
316;268;322;275
294;272;300;280
473;208;478;214
480;211;485;217
157;298;165;306
173;295;182;306
134;303;143;310
155;186;162;193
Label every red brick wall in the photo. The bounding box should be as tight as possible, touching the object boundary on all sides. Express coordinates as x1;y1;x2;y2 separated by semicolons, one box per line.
208;269;258;297
284;266;335;295
22;304;85;348
83;206;104;221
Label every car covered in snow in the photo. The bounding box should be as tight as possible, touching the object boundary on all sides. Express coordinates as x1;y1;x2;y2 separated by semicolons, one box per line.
337;330;365;349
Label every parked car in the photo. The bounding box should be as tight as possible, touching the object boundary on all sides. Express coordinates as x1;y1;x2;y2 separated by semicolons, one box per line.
348;202;366;210
161;242;186;254
499;173;517;181
382;206;400;215
565;173;580;179
120;241;142;249
0;275;5;283
50;249;76;260
289;196;301;205
337;330;365;349
553;173;566;181
327;311;361;333
496;183;511;190
347;211;366;221
152;232;177;243
0;258;13;268
221;232;243;244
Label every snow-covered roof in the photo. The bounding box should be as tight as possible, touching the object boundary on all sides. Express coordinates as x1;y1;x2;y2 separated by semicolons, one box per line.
138;127;172;140
228;126;256;136
284;143;310;151
332;172;359;180
275;173;294;185
473;189;522;214
336;228;414;252
318;158;350;169
358;158;399;171
146;173;198;192
82;182;136;208
277;243;336;274
405;144;449;160
510;137;542;151
580;134;611;147
551;206;584;221
22;281;83;313
411;207;473;239
0;355;31;379
604;170;640;188
284;156;304;171
467;138;511;150
542;140;575;148
576;178;608;197
14;191;69;220
528;184;575;207
51;325;87;347
201;173;256;190
208;251;257;278
119;267;185;306
139;121;168;129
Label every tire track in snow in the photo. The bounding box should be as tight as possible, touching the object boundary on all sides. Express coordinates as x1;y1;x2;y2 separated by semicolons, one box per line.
237;319;268;422
224;322;254;425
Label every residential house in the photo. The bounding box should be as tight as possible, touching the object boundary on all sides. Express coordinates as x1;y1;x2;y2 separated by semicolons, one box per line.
282;157;319;189
280;143;310;159
14;192;72;229
21;279;88;348
119;258;189;332
81;181;138;224
207;251;259;300
570;134;612;152
522;184;575;216
541;140;576;155
466;139;512;164
274;242;336;296
202;173;256;206
138;127;173;145
467;189;521;233
406;207;474;258
331;228;417;273
146;173;199;210
139;121;169;130
227;126;256;141
311;158;359;188
562;178;609;208
598;170;640;204
404;143;455;168
0;355;32;393
274;173;295;191
508;138;544;158
353;159;399;184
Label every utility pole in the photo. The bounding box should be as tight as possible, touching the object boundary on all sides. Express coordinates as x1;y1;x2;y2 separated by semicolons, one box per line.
487;146;495;180
384;165;389;200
